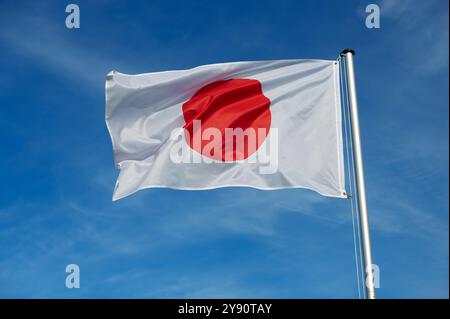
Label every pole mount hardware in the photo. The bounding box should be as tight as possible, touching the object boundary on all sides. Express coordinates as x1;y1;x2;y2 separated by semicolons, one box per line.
340;48;356;57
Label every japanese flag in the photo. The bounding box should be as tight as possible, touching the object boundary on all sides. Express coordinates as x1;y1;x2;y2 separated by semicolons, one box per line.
105;60;346;201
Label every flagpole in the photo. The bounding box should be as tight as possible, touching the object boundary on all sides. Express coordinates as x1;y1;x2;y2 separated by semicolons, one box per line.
341;49;376;299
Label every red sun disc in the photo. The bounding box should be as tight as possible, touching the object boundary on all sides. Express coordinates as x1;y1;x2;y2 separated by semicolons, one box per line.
182;78;271;161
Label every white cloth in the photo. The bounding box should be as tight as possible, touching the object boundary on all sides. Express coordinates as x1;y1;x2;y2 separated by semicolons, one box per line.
106;60;346;200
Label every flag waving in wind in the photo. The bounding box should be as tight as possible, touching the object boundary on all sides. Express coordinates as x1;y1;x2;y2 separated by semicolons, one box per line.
105;59;346;201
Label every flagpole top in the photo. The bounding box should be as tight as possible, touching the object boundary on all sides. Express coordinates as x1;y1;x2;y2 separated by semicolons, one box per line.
340;48;356;56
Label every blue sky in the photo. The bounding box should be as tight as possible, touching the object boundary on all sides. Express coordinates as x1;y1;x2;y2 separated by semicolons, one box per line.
0;0;448;298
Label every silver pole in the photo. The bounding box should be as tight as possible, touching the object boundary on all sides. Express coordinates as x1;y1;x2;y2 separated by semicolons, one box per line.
341;49;376;299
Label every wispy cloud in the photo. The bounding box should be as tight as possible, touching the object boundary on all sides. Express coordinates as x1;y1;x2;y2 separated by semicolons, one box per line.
0;3;139;89
379;0;449;75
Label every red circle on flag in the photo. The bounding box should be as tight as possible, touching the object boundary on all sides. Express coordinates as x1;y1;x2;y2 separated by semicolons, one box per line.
182;78;271;161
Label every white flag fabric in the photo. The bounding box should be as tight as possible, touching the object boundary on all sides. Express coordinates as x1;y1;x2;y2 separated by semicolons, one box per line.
106;60;346;201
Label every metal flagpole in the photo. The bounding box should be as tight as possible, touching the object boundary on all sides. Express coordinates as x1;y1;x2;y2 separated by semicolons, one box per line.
340;49;376;299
